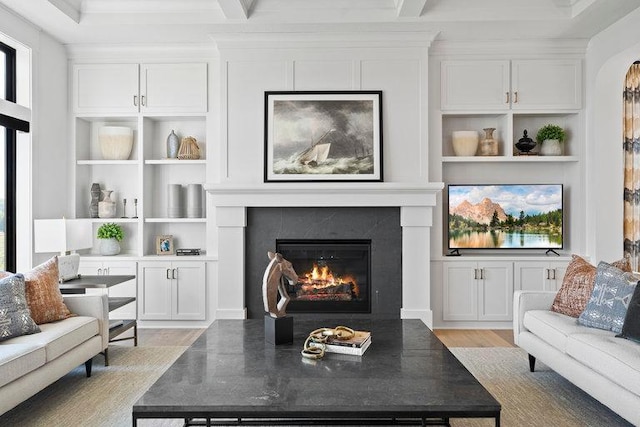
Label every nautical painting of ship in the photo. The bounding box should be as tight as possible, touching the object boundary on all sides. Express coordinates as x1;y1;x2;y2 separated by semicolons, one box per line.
265;91;383;182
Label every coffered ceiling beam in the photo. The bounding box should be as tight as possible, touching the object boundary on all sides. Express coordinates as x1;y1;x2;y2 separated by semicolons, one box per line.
396;0;428;17
47;0;81;23
218;0;254;20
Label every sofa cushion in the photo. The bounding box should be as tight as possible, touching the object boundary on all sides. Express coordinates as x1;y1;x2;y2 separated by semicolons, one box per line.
578;262;638;333
551;255;631;318
566;333;640;397
24;257;75;325
523;309;612;352
0;274;41;342
0;343;46;388
617;284;640;343
7;316;99;362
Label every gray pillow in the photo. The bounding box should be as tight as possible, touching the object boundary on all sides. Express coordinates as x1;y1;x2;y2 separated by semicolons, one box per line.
578;261;638;332
0;273;40;342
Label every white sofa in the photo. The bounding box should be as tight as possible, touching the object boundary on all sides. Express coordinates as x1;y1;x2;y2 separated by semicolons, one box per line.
0;294;109;415
513;290;640;425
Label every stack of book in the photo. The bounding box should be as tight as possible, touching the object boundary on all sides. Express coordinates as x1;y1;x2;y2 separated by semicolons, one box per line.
312;330;371;356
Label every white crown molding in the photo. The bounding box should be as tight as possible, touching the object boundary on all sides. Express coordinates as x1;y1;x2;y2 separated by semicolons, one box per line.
66;43;218;61
429;39;589;57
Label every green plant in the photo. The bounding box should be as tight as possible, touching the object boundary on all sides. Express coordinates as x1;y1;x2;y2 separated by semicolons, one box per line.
97;222;124;241
536;124;566;142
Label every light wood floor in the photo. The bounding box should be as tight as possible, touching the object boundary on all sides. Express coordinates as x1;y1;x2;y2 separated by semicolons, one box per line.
117;328;515;349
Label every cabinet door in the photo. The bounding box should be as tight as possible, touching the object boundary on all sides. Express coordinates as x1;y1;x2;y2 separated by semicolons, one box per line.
441;60;510;111
478;262;513;321
511;59;582;110
78;261;104;276
443;262;479;321
513;261;548;292
138;263;172;320
172;262;206;320
73;64;139;113
548;261;568;291
140;63;208;113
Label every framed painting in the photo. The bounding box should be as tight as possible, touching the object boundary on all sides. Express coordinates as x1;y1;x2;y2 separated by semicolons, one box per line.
156;235;174;255
264;91;383;182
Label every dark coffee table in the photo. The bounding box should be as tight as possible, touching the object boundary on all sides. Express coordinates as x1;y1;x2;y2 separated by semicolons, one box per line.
132;319;500;426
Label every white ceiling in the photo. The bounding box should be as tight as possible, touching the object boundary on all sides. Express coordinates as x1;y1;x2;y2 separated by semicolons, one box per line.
0;0;639;45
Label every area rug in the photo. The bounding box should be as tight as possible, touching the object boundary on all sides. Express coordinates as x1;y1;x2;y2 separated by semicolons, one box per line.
449;347;632;427
0;346;632;426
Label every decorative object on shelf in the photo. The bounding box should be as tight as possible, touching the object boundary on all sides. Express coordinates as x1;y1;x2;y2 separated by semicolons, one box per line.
451;131;479;156
515;129;537;155
186;184;203;218
479;127;498;156
121;199;127;218
98;190;116;218
133;198;138;218
176;248;201;256
90;183;101;218
536;124;566;156
264;91;383;182
97;222;124;256
166;129;180;159
156;235;174;255
177;136;201;160
33;218;93;281
167;184;183;218
98;126;133;160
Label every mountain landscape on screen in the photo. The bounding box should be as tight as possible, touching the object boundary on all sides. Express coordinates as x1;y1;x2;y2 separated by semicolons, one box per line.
448;185;563;249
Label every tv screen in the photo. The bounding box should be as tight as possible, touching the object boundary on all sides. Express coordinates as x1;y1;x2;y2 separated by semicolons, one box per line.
448;184;563;250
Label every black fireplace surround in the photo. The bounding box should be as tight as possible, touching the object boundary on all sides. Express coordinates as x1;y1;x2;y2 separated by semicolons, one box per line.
244;207;402;320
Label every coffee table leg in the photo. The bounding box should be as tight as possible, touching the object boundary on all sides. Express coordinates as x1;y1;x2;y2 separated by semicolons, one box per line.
496;413;501;427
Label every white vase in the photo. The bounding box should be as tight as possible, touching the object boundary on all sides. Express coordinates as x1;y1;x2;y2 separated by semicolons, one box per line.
98;190;116;218
99;126;133;160
540;139;563;156
451;131;479;156
100;238;121;256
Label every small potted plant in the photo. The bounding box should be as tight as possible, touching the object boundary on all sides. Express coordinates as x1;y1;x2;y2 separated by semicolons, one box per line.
97;222;124;256
536;124;566;156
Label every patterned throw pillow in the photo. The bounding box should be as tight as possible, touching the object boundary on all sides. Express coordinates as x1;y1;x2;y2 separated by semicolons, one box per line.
578;262;639;332
617;284;640;343
0;274;41;342
551;255;631;318
23;257;74;324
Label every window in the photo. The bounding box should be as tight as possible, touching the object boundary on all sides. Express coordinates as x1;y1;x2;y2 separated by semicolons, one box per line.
0;41;28;272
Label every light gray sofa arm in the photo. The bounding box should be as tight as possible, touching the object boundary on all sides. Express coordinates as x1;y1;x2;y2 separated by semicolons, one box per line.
63;294;109;351
513;290;556;345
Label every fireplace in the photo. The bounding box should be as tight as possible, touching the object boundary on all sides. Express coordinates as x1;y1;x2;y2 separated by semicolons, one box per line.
276;239;371;314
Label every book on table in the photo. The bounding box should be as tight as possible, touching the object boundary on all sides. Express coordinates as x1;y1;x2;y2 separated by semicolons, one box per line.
311;330;371;356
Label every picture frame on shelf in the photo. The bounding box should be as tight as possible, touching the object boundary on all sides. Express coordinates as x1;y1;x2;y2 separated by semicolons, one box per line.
156;235;174;255
264;90;383;182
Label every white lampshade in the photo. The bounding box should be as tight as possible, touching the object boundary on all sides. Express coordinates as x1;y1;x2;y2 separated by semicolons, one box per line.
34;219;93;254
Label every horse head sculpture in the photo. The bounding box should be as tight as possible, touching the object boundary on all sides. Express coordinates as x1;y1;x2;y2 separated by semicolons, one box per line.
262;251;298;318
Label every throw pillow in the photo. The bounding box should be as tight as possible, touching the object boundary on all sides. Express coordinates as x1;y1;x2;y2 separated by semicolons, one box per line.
551;255;631;318
617;284;640;343
578;262;639;332
0;274;40;342
23;257;74;324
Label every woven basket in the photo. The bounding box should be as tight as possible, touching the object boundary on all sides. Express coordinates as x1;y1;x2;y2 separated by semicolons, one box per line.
177;136;201;160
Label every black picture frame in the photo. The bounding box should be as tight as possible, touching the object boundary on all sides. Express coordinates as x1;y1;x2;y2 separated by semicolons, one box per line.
264;90;383;182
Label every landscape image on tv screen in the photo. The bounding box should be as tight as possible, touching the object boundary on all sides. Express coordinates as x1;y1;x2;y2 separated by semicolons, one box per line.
448;184;563;249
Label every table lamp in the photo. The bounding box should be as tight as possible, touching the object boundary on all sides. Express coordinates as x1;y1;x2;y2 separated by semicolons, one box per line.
34;218;93;282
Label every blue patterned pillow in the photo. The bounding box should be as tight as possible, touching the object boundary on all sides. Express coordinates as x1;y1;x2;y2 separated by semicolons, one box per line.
0;274;40;342
578;262;639;332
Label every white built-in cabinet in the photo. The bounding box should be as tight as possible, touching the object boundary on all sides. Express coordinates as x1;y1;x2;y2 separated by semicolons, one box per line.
77;260;137;320
138;261;206;321
72;63;208;114
514;261;568;292
441;59;581;111
442;261;513;321
71;61;211;324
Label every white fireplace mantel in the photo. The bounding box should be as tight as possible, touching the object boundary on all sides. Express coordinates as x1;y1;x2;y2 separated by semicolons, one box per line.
204;181;444;328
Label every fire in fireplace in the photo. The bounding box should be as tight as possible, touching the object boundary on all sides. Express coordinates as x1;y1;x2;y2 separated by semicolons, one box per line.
276;239;371;313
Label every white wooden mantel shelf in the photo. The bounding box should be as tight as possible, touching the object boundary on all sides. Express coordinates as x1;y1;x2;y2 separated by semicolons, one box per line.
203;182;445;208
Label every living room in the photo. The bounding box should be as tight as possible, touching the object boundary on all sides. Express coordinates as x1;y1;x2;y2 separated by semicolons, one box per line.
1;0;640;425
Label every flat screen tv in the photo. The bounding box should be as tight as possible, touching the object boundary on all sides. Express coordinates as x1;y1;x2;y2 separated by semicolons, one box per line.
448;184;563;250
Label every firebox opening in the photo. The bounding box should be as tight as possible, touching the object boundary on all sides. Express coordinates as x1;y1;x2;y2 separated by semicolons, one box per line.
276;239;371;314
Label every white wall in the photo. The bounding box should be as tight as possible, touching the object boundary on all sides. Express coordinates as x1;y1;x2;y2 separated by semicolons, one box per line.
215;35;433;184
0;5;69;270
586;7;640;263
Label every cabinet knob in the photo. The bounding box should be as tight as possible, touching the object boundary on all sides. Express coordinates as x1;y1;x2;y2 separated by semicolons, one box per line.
514;91;519;103
545;269;550;280
552;268;556;280
133;95;138;106
505;92;510;104
172;268;177;280
141;95;146;106
480;268;484;280
98;268;102;275
166;269;171;280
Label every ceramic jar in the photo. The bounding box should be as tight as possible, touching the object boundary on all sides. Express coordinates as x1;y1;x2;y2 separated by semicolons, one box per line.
100;238;121;256
540;139;563;156
99;126;133;160
167;130;180;159
98;190;116;218
452;131;479;156
479;127;498;156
